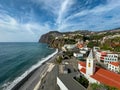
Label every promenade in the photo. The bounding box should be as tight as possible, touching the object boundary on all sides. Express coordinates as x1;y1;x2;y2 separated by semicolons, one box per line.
16;53;58;90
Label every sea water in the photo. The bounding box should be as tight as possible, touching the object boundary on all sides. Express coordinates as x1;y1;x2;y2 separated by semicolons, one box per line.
0;42;56;90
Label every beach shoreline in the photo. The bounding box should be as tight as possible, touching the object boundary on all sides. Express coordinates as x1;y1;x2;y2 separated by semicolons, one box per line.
5;49;58;90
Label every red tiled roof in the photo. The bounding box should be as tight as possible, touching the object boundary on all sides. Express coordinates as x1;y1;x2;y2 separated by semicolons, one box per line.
78;61;86;67
91;68;120;89
80;68;86;74
77;44;83;48
100;56;104;60
101;52;107;56
110;62;120;67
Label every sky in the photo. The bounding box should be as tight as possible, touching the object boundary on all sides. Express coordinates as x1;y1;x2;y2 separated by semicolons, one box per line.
0;0;120;42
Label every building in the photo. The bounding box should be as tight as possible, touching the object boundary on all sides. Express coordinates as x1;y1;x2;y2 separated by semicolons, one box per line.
93;46;100;52
57;73;86;90
103;53;118;64
57;64;86;90
80;50;87;54
73;53;83;59
78;50;120;89
95;51;107;62
95;51;118;64
108;62;120;73
64;44;76;50
86;50;96;76
62;44;76;51
77;43;83;49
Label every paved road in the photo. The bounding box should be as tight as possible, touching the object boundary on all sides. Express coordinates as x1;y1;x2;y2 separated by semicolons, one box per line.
39;65;60;90
18;64;49;90
18;53;58;90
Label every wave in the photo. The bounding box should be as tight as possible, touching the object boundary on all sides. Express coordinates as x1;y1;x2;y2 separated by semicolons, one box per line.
3;49;58;90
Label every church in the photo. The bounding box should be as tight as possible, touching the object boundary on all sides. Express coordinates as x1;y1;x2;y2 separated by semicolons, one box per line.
78;50;120;89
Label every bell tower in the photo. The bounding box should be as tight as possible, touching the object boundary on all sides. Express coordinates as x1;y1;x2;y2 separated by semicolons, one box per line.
86;49;95;75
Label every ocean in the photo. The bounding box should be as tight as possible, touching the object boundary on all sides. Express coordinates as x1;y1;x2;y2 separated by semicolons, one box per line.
0;42;56;90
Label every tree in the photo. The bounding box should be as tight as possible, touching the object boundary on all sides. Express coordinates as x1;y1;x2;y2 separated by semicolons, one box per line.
90;83;118;90
56;56;63;64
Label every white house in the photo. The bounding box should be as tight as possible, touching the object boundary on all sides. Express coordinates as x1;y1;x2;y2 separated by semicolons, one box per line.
62;44;76;51
103;53;118;64
73;53;83;58
64;44;76;50
95;51;107;62
95;50;118;64
108;62;120;73
80;50;87;54
93;46;100;52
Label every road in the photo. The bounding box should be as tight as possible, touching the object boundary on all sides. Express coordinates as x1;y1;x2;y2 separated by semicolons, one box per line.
18;63;49;90
38;65;60;90
18;53;58;90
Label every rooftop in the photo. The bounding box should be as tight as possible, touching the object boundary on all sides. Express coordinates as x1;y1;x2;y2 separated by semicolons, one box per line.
110;62;120;67
79;61;120;89
78;62;86;67
80;68;86;73
91;68;120;89
58;72;86;90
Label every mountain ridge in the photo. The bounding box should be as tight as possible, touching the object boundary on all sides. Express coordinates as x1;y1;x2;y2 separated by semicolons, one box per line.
39;28;120;49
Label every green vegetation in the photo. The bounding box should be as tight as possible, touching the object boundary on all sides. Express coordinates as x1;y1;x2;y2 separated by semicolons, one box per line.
73;34;82;39
100;43;113;51
90;83;104;90
64;38;76;44
100;37;120;52
40;29;120;52
90;34;105;40
87;41;100;48
63;51;73;58
83;35;90;42
56;56;63;64
90;83;118;90
86;33;120;52
74;76;89;88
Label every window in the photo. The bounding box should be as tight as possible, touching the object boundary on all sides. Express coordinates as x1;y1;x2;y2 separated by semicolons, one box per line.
88;63;91;67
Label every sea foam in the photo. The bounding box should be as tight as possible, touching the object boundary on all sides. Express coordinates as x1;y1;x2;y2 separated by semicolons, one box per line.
3;49;58;90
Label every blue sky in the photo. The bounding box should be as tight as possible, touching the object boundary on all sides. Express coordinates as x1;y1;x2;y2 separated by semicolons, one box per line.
0;0;120;42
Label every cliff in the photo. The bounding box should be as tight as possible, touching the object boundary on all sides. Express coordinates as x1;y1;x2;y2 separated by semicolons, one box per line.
39;31;63;49
39;31;80;49
39;29;120;49
39;31;62;43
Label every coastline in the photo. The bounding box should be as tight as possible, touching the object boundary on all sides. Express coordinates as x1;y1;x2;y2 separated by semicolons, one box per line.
5;49;58;90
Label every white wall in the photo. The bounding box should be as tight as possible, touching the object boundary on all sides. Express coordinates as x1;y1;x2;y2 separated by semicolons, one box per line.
95;52;101;62
81;72;98;83
74;53;83;58
86;58;95;76
78;63;82;70
108;63;119;72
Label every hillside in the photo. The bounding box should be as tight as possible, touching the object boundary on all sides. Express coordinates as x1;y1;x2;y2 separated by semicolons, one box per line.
39;29;120;50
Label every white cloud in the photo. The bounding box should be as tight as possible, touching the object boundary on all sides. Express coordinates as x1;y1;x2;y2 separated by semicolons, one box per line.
0;10;52;42
32;0;62;15
56;0;73;25
65;0;120;22
57;0;120;31
32;0;75;31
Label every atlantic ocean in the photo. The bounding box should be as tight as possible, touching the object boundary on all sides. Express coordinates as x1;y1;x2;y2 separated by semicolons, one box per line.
0;42;56;90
